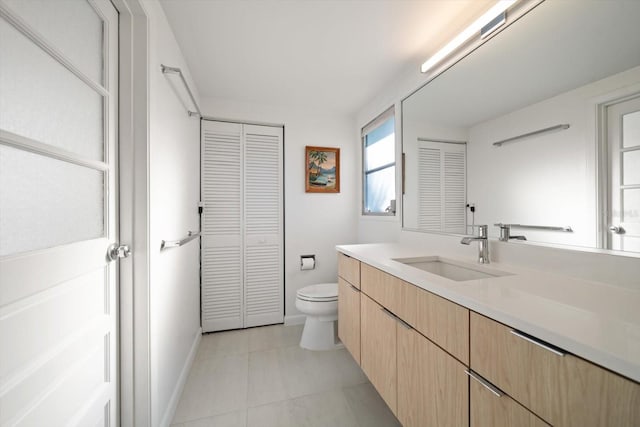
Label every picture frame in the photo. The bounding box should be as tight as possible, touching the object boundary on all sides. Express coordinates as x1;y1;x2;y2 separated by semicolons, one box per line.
305;146;340;193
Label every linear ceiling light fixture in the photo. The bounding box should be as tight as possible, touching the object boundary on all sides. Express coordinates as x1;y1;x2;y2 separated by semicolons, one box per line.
421;0;518;73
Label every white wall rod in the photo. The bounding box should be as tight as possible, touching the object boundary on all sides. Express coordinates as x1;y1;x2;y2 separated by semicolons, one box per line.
160;64;202;117
492;124;570;147
161;231;201;250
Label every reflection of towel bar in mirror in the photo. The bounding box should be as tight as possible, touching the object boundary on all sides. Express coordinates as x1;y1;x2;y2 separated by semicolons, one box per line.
492;124;570;147
160;64;202;117
161;231;201;250
494;223;573;232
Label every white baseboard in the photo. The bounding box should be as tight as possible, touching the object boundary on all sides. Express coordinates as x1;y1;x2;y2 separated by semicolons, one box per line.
284;314;306;326
160;327;202;427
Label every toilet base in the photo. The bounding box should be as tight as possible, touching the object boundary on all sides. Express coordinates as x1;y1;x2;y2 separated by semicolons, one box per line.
299;316;339;351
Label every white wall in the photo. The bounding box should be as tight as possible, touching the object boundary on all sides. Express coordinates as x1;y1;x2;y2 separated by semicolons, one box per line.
200;98;359;322
467;65;640;247
146;1;201;425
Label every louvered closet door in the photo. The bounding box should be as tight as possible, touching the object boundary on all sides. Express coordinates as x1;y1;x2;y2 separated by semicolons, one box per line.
201;121;283;332
201;121;243;332
417;140;466;234
244;125;284;327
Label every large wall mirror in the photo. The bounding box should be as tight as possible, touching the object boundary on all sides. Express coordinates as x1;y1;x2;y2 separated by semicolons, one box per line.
402;0;640;253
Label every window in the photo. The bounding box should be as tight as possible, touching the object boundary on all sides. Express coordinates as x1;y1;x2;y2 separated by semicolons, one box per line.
362;107;396;215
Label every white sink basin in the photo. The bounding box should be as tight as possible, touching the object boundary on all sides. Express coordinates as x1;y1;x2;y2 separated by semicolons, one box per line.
393;256;512;282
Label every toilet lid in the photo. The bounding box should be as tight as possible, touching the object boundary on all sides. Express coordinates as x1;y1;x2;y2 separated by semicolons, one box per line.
297;283;338;302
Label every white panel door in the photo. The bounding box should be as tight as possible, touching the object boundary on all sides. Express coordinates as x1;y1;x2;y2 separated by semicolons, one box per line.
607;95;640;252
201;121;243;332
243;125;283;327
0;1;119;426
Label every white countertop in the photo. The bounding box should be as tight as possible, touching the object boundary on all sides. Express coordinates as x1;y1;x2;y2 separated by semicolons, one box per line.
336;243;640;383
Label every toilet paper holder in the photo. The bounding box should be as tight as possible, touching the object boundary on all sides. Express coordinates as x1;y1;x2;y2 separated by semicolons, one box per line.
300;254;316;270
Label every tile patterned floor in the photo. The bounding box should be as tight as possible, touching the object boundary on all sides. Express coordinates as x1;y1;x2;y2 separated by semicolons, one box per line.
171;324;400;427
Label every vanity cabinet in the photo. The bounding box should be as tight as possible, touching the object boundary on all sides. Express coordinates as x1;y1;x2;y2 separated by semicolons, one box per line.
415;287;469;364
361;263;417;325
470;312;640;427
469;371;549;427
337;254;361;364
338;253;360;289
397;324;469;427
338;278;361;364
359;263;469;425
338;250;640;427
361;293;398;414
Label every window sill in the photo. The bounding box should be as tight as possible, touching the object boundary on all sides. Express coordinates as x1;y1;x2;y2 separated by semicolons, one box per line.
360;214;399;223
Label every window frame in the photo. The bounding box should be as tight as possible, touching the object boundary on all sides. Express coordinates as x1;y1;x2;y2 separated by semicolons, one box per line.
361;106;396;216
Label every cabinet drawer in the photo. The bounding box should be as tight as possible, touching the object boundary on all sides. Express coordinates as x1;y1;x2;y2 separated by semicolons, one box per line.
470;312;640;427
469;370;549;427
338;278;361;364
338;253;360;289
360;263;417;326
416;288;469;364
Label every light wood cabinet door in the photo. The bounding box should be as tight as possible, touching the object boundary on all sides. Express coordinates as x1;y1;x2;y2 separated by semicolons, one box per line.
471;312;640;426
397;326;469;427
416;287;469;364
360;263;417;326
338;253;360;288
338;277;361;364
361;293;398;415
469;371;549;427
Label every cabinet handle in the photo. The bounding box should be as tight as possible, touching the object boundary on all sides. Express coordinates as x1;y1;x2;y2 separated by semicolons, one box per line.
466;370;503;398
349;284;360;293
510;330;566;357
380;307;412;329
396;317;412;330
380;306;397;320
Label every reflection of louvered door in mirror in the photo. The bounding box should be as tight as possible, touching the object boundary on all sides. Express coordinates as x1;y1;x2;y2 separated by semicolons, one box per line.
607;95;640;252
201;120;283;332
0;0;119;425
417;140;467;234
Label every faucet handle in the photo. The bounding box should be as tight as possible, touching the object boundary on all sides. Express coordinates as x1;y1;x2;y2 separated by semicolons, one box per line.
495;223;510;241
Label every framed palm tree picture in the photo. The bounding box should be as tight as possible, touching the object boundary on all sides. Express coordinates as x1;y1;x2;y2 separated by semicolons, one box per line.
305;146;340;193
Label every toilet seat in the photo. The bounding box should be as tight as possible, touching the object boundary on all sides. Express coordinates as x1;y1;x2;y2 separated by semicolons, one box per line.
296;283;338;302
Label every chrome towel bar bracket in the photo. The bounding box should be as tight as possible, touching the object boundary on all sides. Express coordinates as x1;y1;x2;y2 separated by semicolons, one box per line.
161;231;201;250
161;64;202;117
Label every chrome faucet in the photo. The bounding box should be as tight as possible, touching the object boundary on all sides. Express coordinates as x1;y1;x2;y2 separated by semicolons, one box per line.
495;223;527;242
461;225;490;264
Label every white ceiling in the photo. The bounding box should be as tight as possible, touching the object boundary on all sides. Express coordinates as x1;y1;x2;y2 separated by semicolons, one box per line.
159;0;493;115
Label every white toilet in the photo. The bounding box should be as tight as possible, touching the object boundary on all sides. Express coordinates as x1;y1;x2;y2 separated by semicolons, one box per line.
295;283;339;351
